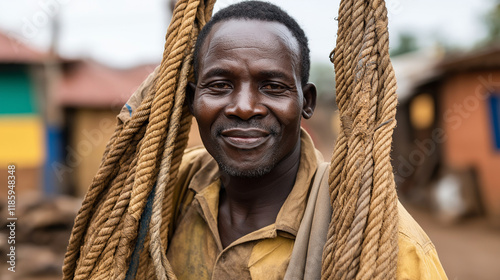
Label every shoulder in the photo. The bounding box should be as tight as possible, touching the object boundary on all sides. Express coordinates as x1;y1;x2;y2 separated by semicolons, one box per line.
396;202;448;280
397;202;435;254
170;146;218;229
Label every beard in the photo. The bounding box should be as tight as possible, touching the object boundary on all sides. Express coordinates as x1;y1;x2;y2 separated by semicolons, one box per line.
210;121;281;178
214;152;279;178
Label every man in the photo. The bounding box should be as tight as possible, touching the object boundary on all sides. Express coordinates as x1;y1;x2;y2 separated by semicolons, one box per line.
162;1;447;280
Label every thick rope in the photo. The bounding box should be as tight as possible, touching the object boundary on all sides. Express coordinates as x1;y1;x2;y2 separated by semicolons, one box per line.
63;0;398;279
62;0;215;279
321;0;399;279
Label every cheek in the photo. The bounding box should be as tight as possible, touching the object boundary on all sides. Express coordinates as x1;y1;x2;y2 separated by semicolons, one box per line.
272;99;303;126
193;97;215;120
192;96;224;137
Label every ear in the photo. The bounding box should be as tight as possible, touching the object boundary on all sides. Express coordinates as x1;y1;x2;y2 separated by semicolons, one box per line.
301;83;316;119
186;82;196;115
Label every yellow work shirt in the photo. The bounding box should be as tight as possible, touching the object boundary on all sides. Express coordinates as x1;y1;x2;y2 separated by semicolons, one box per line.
166;131;448;280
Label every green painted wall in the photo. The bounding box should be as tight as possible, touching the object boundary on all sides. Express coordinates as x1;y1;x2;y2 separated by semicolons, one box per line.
0;65;36;115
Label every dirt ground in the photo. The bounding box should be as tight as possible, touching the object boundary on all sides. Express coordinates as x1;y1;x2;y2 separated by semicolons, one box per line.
404;203;500;280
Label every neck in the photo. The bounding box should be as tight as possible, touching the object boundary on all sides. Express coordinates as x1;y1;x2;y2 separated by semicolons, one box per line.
217;140;301;248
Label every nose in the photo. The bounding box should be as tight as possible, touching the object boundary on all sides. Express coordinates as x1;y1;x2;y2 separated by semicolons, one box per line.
224;87;267;120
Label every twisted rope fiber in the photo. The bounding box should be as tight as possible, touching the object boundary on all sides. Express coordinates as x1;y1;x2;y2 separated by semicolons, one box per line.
149;40;197;280
330;3;377;277
110;1;214;278
74;126;151;280
321;0;399;279
113;0;203;276
69;86;156;279
64;89;156;279
75;145;137;278
63;0;215;279
64;0;398;279
157;0;212;250
81;151;144;280
79;125;147;255
148;1;214;279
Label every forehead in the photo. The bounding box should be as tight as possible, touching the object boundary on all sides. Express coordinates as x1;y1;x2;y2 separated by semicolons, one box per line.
199;19;300;67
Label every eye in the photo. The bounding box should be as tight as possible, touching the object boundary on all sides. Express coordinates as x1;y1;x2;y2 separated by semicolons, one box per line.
209;82;232;89
262;84;285;90
260;83;288;94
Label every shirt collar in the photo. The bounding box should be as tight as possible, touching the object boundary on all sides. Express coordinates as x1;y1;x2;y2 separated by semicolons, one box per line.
275;129;322;236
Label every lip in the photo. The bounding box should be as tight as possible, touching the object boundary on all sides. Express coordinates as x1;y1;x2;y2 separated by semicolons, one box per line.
220;128;270;150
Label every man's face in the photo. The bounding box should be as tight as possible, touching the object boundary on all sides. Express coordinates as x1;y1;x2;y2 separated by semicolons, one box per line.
190;19;316;177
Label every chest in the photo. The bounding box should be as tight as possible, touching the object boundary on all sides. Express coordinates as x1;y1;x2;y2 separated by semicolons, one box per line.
166;200;294;280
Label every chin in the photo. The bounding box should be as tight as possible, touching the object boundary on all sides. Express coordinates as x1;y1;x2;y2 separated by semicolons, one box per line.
217;161;275;178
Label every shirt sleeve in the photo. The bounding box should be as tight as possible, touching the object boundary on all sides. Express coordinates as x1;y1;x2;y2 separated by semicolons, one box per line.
396;202;448;280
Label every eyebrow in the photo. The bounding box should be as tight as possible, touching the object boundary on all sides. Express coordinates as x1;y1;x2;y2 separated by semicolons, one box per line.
201;67;233;79
257;70;292;81
200;68;294;81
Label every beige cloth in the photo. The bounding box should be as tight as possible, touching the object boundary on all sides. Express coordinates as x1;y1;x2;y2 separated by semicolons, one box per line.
284;161;330;280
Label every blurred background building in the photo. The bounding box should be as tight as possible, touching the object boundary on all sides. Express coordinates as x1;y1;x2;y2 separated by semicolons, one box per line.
0;0;499;279
0;32;48;197
392;45;500;224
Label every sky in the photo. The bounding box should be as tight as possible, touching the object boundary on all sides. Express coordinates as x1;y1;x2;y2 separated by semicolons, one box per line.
0;0;495;68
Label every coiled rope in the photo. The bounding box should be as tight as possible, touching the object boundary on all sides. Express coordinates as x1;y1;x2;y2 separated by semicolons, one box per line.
63;0;398;279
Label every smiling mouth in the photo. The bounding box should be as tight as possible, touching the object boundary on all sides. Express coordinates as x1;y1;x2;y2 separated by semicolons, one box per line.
220;128;271;150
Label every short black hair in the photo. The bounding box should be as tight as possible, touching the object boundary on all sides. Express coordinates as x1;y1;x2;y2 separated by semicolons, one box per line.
193;0;310;86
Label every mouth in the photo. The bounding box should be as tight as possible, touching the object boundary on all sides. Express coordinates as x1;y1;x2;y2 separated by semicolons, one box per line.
220;128;271;150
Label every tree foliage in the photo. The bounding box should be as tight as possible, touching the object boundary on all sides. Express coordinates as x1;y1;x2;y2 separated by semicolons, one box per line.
484;0;500;43
390;32;418;57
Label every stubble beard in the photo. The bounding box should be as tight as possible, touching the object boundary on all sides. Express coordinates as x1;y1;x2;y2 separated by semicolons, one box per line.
215;152;279;178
